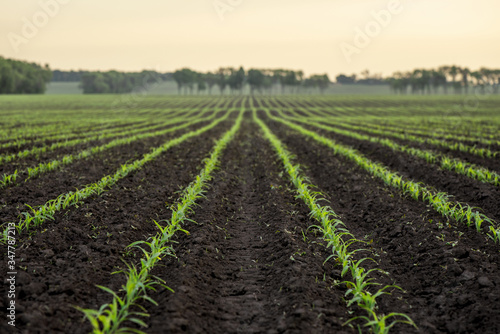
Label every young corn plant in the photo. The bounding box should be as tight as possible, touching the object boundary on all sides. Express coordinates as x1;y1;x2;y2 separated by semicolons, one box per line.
0;110;218;189
78;109;244;334
278;110;500;188
0;112;233;243
254;110;416;333
267;110;500;245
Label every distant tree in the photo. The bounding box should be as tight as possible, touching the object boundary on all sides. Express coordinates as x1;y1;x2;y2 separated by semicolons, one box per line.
172;70;184;94
227;67;245;94
216;68;231;95
0;56;51;94
309;74;330;94
336;74;356;84
205;72;217;95
438;66;450;94
262;75;273;95
272;69;287;94
51;70;86;82
449;65;460;94
247;69;264;95
197;80;207;94
284;71;299;94
79;70;165;94
460;67;470;94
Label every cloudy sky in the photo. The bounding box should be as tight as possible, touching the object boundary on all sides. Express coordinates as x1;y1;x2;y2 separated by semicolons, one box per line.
1;0;499;77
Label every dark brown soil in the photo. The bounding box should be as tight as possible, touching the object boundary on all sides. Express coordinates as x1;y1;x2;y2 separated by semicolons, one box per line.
0;120;232;334
0;119;224;228
144;118;352;334
263;114;500;334
301;122;500;222
2;109;500;334
329;122;500;174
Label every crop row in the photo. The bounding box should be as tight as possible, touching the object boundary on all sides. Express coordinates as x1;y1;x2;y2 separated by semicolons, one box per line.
0;109;220;188
254;110;415;333
341;119;500;148
78;109;244;333
0;106;225;167
263;110;500;244
0;110;233;242
0;120;159;150
279;110;500;187
0;96;230;143
316;117;499;159
352;116;500;139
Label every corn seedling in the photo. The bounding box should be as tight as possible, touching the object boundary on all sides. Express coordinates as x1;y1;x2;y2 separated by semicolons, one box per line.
77;109;244;333
254;109;416;333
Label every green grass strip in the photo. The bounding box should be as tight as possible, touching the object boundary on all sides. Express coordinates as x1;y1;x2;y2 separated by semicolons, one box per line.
264;110;500;244
78;109;244;334
254;110;416;333
0;110;233;242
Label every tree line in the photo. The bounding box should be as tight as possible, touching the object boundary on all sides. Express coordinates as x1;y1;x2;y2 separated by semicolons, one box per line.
336;67;500;95
387;66;500;95
172;67;330;95
52;70;86;82
0;56;52;94
80;71;169;94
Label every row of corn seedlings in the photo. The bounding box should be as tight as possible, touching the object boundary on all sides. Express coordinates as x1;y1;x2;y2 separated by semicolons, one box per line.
0;111;233;243
0;104;207;150
0;95;225;146
278;100;500;145
0;109;218;188
264;111;500;244
0;110;203;166
319;118;499;159
78;109;244;334
280;110;500;187
340;118;500;148
349;115;500;141
0;111;154;142
0;120;153;150
253;110;416;333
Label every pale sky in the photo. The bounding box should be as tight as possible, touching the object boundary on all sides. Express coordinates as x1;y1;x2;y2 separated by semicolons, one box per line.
1;0;499;77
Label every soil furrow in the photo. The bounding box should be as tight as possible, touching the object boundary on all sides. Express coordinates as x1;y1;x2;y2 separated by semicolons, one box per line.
328;122;500;173
264;115;500;334
144;118;351;334
0;119;226;227
0;122;228;334
301;123;500;222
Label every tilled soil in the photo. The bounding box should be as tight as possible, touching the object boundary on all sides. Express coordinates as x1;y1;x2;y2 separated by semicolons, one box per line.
144;119;352;334
0;122;230;333
0;119;224;227
264;115;500;334
2;111;500;334
328;122;500;174
298;122;500;222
